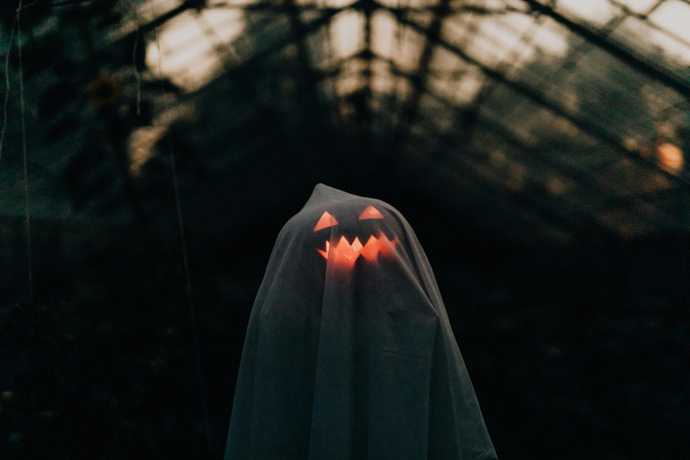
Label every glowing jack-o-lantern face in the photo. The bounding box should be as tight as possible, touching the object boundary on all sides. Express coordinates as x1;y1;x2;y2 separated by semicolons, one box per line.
313;205;397;269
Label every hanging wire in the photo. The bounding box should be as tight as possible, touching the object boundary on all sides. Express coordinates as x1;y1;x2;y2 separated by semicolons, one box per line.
142;3;210;448
168;139;212;454
148;5;211;453
16;0;33;305
0;23;17;162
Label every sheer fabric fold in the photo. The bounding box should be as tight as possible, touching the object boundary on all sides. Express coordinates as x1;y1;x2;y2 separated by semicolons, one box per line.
224;183;498;460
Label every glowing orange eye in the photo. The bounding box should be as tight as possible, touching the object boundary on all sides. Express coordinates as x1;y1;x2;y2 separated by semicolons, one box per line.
358;205;384;220
314;211;338;232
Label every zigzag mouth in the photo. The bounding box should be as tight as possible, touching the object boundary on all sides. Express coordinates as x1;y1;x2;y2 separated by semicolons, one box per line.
317;232;397;266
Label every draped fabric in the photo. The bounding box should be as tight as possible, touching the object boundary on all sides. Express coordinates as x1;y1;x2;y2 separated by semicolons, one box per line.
224;183;498;460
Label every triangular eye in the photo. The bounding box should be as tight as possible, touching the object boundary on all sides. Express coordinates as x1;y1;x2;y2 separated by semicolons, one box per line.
359;205;384;220
314;211;338;232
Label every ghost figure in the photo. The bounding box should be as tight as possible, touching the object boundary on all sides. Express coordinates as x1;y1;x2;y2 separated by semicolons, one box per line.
224;183;498;460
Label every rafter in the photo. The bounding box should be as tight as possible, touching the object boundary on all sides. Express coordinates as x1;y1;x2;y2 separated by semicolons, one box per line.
521;0;690;98
388;10;690;187
204;1;526;15
284;0;330;116
393;0;451;141
373;53;685;232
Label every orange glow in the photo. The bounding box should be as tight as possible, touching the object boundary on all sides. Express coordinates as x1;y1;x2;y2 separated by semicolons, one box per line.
359;234;396;261
657;142;684;173
317;232;397;268
358;205;384;220
314;211;339;231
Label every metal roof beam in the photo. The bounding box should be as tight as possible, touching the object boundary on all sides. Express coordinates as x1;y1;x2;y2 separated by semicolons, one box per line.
521;0;690;98
378;54;684;232
394;0;451;137
390;10;690;187
284;0;330;116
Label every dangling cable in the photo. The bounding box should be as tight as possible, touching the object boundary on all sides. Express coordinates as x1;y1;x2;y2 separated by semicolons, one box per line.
150;6;210;449
0;23;17;162
17;0;33;304
168;140;212;454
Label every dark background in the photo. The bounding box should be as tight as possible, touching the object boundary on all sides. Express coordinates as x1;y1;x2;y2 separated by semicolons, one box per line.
1;1;689;459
